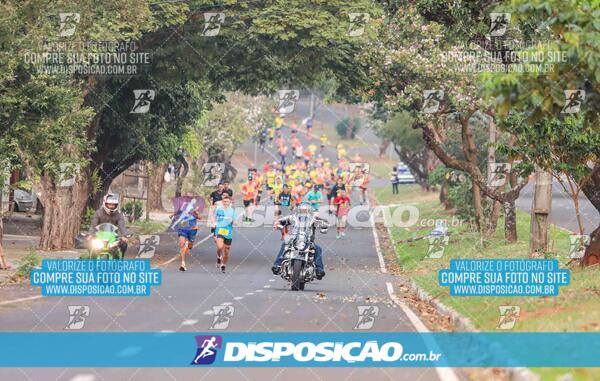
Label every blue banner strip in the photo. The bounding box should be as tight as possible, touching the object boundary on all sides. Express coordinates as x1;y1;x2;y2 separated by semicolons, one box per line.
1;332;599;367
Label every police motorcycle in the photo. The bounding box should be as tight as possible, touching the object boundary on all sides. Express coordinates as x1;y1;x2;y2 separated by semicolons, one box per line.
276;204;329;291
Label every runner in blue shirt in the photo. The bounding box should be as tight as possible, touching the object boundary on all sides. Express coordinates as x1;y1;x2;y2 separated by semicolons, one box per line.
304;184;323;211
210;194;239;273
170;198;202;272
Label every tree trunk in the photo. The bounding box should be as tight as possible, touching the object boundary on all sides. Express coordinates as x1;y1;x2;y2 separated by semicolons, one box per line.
580;162;600;266
147;162;167;211
485;200;502;238
472;182;483;231
504;200;517;243
0;187;6;269
38;172;90;250
439;181;452;209
379;139;391;158
530;169;552;255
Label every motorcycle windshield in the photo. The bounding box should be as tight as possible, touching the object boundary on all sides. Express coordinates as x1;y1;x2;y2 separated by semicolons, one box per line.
95;223;119;234
291;216;312;236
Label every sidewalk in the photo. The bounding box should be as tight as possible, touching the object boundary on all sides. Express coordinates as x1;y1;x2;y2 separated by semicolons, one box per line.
0;234;83;285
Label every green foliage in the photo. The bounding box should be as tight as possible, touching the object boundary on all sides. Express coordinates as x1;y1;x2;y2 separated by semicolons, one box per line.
447;177;477;225
122;200;144;221
129;220;166;235
483;0;600;127
376;111;423;149
80;207;96;230
335;117;362;139
14;251;40;279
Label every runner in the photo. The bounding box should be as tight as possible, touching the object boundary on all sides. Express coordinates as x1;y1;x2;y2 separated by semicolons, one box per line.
222;181;233;197
210;183;225;205
241;177;258;223
171;198;202;272
275;183;295;240
305;116;313;138
319;133;328;152
210;194;239;273
333;188;351;238
304;183;323;212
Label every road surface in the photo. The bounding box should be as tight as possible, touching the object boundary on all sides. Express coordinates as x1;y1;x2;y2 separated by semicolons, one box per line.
0;113;458;380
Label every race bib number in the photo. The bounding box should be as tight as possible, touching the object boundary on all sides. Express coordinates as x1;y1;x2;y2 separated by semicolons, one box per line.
218;228;230;236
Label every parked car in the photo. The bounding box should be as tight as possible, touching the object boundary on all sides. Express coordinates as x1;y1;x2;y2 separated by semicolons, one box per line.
396;163;416;184
13;189;34;212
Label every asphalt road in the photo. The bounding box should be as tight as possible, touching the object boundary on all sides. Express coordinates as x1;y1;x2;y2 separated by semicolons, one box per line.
516;179;599;234
0;111;457;380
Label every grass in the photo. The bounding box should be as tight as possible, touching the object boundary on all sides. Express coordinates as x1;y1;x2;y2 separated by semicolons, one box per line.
374;185;600;381
128;220;168;235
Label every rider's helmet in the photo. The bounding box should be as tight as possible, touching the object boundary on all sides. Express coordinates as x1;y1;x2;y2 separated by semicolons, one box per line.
297;202;311;217
102;194;120;215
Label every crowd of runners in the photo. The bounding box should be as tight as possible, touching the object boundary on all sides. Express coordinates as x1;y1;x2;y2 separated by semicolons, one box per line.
172;116;371;274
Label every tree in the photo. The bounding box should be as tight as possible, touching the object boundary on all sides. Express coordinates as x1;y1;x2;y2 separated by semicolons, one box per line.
484;0;600;262
360;3;528;239
3;0;381;249
373;111;437;190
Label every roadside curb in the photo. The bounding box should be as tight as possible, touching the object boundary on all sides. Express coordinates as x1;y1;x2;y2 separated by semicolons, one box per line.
381;220;540;381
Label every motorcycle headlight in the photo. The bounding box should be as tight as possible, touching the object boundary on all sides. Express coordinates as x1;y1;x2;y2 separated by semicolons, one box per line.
91;239;105;250
294;240;306;251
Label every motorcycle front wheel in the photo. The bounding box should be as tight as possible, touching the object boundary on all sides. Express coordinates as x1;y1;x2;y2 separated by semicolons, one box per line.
291;259;305;291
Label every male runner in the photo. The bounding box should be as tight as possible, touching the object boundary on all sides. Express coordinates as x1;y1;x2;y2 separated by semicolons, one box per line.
211;194;238;273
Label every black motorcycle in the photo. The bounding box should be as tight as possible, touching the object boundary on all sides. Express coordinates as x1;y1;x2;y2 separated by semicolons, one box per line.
277;213;328;291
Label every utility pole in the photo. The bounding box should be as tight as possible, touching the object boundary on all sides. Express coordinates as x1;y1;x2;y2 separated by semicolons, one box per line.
530;168;553;255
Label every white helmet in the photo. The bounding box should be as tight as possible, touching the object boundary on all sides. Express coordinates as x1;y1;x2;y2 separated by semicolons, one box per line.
297;202;311;217
102;194;120;215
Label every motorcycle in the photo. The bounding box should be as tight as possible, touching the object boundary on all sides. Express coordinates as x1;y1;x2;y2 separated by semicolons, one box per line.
82;223;128;260
277;215;328;291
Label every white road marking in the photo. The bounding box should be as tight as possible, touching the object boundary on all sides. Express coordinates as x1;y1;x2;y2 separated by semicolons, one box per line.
233;296;244;300
158;233;213;267
245;292;254;296
269;278;275;282
0;295;43;306
255;290;264;293
263;285;271;288
203;310;214;315
181;319;198;326
222;302;233;306
386;282;459;381
366;199;387;273
69;374;96;381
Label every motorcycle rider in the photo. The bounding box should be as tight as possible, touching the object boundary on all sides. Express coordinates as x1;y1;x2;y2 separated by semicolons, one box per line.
88;194;129;258
271;202;326;279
